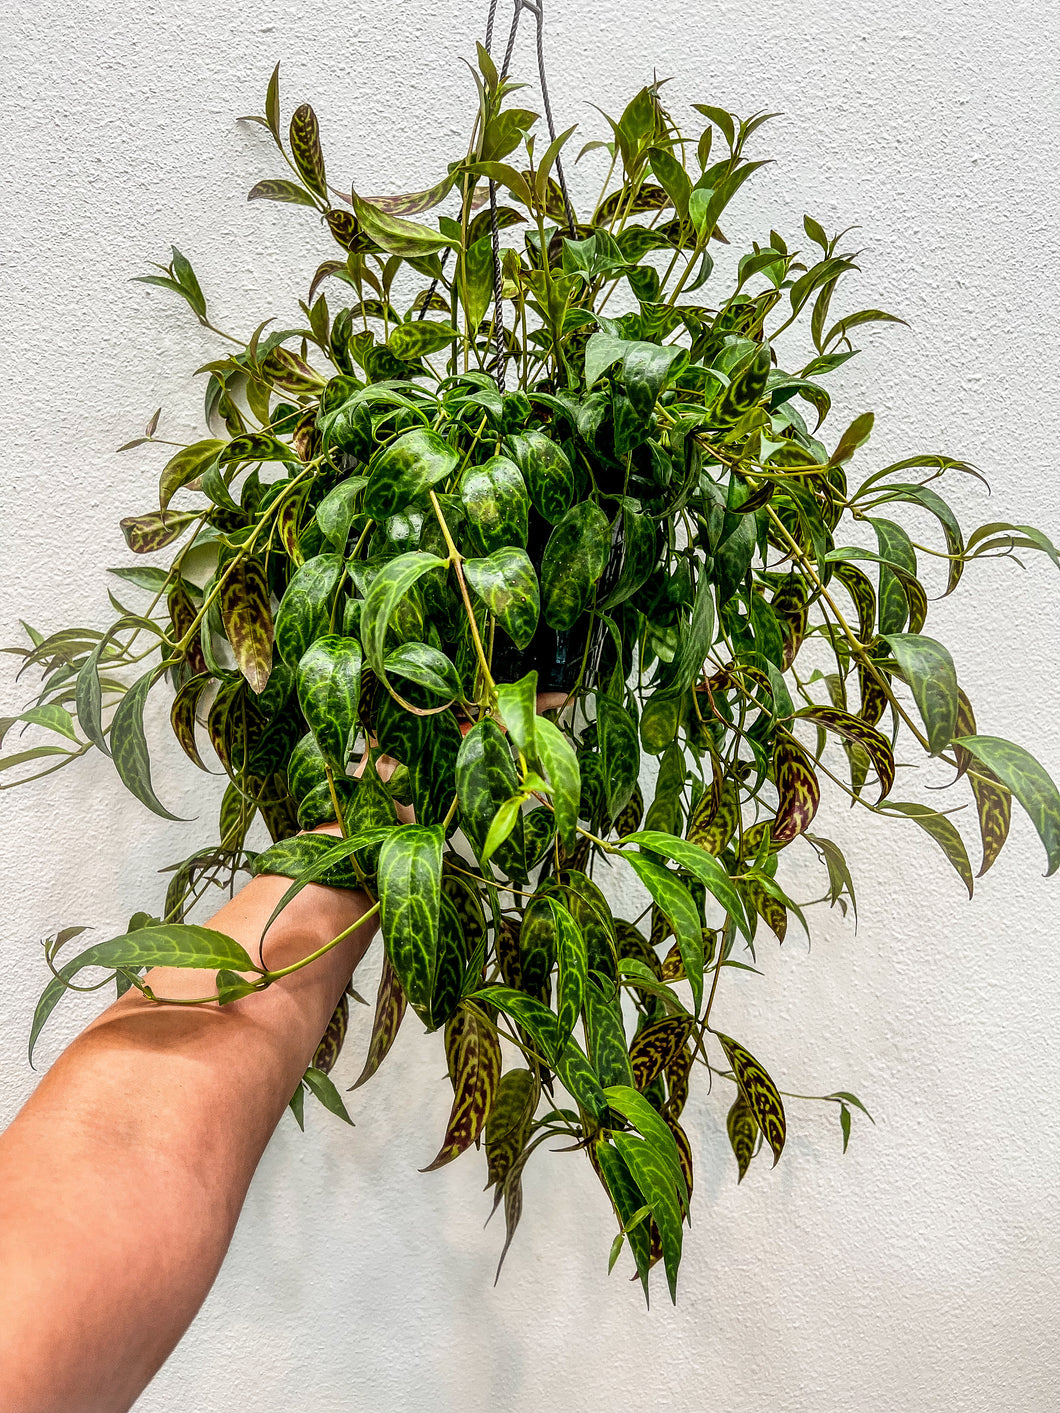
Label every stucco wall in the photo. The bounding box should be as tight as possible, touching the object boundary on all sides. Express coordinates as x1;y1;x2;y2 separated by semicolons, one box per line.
2;1;1059;1409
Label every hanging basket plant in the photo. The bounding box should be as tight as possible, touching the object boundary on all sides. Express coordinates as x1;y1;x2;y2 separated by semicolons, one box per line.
5;44;1060;1304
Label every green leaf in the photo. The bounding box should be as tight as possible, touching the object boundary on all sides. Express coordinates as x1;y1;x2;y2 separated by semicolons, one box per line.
18;704;79;742
612;1132;684;1304
274;554;344;667
158;439;226;512
378;824;444;1020
463;547;540;651
882;633;959;756
595;1139;652;1298
303;1066;354;1124
553;899;587;1046
597;694;639;821
364;428;458;521
384;642;462;702
622;852;704;1013
507;431;576;524
248;178;317;207
456;719;525;876
482;795;523;865
541;502;611;631
604;1084;689;1207
952;735;1060;877
647;146;691;220
31;924;254;1063
879;799;975;894
387;320;458;359
75;641;109;756
352;191;456;258
717;1033;786;1165
663;578;716;697
459;455;529;555
422;1005;502;1169
111;670;182;820
534;715;580;851
296;635;362;770
360;551;449;679
621;341;687;421
219;556;274;694
623;830;751;941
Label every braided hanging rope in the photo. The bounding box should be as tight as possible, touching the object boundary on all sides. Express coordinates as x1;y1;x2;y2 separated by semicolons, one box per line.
484;0;576;391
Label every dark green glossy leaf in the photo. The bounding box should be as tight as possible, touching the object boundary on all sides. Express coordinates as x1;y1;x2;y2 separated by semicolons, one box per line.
378;823;444;1020
597;694;639;820
463;547;540;650
364;428;458;521
359;550;449;679
387;320;458;359
456;718;525;876
274;554;344;667
507;430;576;524
622;852;704;1013
623;830;751;941
611;1132;683;1303
459;456;529;555
541;502;611;631
296;635;362;770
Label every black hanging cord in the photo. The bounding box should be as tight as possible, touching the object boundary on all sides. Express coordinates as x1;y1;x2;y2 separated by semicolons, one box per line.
483;0;576;391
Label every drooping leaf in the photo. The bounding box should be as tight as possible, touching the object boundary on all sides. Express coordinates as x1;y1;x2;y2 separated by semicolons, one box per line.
622;852;704;1013
726;1093;758;1182
717;1033;786;1165
158;438;226;512
882;633;958;756
597;694;640;821
795;705;895;801
351;954;408;1088
771;739;821;846
541;502;612;631
951;735;1060;877
31;924;254;1063
219;557;274;694
274;554;344;667
422;1003;502;1170
463;548;540;651
377;824;444;1021
111;670;183;820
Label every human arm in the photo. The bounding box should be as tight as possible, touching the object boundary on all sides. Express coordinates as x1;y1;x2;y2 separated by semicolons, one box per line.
0;859;377;1413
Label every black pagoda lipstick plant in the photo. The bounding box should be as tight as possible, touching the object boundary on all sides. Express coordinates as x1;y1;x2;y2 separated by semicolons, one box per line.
4;50;1060;1303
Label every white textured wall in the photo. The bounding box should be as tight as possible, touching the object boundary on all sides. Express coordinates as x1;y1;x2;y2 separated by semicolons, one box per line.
3;1;1060;1409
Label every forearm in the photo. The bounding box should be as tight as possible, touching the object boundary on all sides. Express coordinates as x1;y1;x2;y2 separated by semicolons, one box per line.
0;872;377;1413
